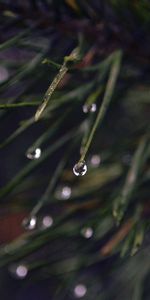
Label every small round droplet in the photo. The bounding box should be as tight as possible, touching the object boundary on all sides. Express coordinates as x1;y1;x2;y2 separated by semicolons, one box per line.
83;103;97;113
90;154;101;168
81;227;93;239
74;284;87;298
22;216;37;230
56;185;72;200
41;215;53;229
9;264;28;280
16;265;28;279
73;161;87;176
26;148;41;160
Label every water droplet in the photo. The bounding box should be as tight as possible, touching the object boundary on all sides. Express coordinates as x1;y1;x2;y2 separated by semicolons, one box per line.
90;154;101;168
73;161;87;176
22;216;37;230
74;284;87;298
83;103;97;113
16;265;28;279
55;185;72;200
41;215;53;229
9;264;28;280
81;227;93;239
26;148;41;160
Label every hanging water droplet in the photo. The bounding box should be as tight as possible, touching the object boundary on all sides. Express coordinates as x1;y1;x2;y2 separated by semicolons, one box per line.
41;215;53;229
83;103;97;113
74;284;87;298
55;185;72;200
90;154;101;168
73;161;87;176
22;216;37;230
81;227;93;239
26;148;41;160
9;263;28;280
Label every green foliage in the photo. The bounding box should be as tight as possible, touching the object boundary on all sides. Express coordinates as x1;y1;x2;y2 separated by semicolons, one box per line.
0;1;150;299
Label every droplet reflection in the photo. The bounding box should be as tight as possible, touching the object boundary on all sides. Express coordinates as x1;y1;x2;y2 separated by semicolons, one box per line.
62;186;72;199
42;215;53;228
22;216;37;230
73;161;87;176
9;264;28;280
81;227;93;239
26;148;41;160
83;103;97;113
90;154;101;168
55;185;72;200
16;265;28;279
74;284;87;298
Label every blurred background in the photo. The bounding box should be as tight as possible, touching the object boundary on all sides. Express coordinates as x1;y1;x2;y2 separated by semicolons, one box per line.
0;1;150;299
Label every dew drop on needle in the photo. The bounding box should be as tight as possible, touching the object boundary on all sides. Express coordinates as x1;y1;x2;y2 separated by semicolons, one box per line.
9;263;28;280
73;160;87;176
26;148;41;160
83;103;97;113
81;227;93;239
74;284;87;298
22;216;37;230
56;185;72;200
41;215;53;229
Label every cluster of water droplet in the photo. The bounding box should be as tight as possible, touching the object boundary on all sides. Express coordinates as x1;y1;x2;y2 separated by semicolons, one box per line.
73;160;87;176
22;214;54;231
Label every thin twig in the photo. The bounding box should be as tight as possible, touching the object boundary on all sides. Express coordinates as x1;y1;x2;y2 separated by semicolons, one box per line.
34;47;80;121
